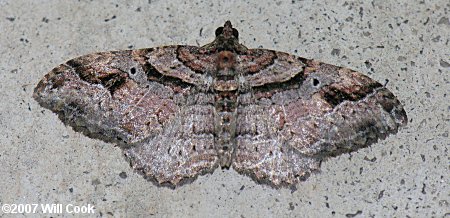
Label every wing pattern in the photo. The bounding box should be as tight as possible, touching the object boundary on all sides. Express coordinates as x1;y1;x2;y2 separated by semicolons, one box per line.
34;21;407;188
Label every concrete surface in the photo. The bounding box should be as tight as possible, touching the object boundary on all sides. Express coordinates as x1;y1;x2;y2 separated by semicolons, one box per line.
0;0;448;217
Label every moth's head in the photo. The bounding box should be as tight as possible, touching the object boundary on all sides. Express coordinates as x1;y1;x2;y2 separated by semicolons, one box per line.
210;21;242;52
215;20;239;41
202;21;247;52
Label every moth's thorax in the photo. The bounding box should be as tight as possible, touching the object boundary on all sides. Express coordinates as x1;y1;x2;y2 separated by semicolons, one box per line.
213;50;239;168
216;50;235;71
213;51;239;91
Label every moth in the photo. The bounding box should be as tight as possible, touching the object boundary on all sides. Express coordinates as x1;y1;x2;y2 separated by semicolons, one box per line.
34;21;407;188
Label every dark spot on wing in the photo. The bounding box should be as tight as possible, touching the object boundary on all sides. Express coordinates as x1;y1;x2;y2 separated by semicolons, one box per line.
322;83;382;107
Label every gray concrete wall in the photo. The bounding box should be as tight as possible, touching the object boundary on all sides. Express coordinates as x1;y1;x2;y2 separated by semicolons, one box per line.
0;0;448;217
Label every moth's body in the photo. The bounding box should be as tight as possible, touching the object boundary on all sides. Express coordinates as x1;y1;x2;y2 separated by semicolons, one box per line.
34;21;407;188
194;22;243;168
213;50;239;168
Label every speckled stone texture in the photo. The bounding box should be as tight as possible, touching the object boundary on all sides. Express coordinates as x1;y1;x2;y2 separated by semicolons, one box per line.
0;0;448;217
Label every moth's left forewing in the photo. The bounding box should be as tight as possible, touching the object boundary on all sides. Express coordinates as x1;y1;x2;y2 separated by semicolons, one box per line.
33;49;191;146
34;47;220;187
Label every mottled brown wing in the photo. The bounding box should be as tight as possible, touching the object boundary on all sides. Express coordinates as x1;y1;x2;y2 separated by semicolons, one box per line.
33;47;218;186
232;49;407;187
